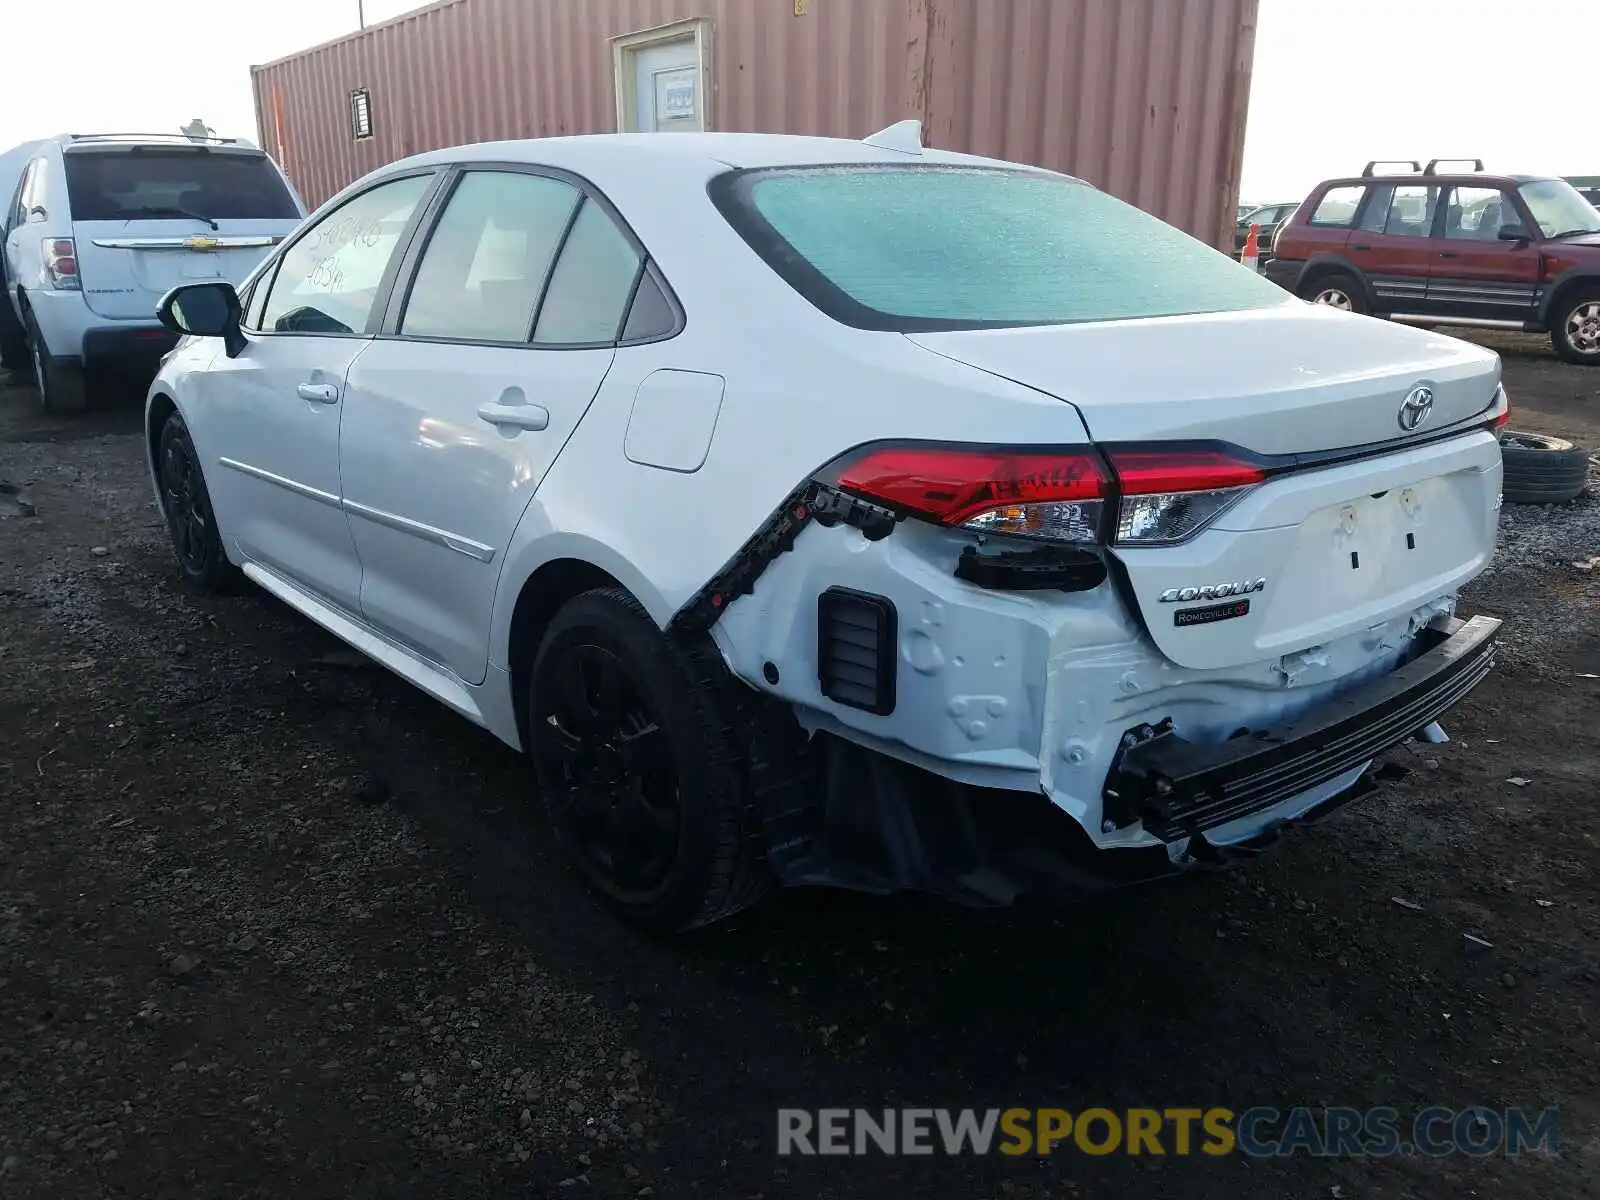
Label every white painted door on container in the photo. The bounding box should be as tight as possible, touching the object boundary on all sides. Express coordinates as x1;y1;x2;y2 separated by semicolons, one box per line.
634;41;702;133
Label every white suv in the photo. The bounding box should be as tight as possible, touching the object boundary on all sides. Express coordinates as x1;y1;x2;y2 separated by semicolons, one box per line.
2;133;305;411
143;127;1507;931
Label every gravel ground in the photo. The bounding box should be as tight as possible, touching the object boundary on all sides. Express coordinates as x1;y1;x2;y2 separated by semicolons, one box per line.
1;337;1598;1200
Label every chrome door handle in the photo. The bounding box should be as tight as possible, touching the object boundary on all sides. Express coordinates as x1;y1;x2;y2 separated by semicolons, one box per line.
477;402;550;432
296;382;339;404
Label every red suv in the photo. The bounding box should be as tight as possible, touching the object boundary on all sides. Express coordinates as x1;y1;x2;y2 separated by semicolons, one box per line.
1267;159;1600;365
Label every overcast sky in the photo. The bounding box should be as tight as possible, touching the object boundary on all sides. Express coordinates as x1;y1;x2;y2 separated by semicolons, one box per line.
1;0;1593;207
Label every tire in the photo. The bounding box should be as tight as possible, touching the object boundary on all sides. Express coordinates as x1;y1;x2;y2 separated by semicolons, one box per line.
0;297;26;371
1300;272;1368;315
23;308;87;414
1498;430;1591;505
156;411;240;589
1549;288;1600;366
527;587;770;932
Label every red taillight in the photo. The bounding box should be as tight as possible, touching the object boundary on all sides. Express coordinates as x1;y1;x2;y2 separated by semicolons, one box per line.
1105;448;1264;546
822;443;1110;543
44;238;80;290
819;443;1270;546
830;445;1108;523
1106;450;1265;495
1492;385;1511;430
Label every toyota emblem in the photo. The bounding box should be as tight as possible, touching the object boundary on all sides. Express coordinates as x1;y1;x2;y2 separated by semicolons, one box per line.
1398;385;1434;432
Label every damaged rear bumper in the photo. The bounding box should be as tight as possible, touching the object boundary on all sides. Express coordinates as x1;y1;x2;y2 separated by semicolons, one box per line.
750;615;1500;903
1103;614;1500;840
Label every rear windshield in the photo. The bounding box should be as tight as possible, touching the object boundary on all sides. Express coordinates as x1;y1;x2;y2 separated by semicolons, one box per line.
62;148;300;222
710;165;1287;332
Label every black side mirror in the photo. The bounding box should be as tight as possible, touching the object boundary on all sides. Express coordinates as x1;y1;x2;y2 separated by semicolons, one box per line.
1497;223;1531;243
157;281;245;357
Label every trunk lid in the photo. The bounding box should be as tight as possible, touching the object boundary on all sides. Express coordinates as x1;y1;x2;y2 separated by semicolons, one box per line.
909;304;1500;456
63;142;303;321
910;306;1504;670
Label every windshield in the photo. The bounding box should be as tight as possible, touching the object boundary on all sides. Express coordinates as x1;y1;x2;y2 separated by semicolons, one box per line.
62;148;300;222
1517;180;1600;237
711;165;1289;332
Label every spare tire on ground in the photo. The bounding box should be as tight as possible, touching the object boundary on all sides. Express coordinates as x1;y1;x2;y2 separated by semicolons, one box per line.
1498;430;1592;505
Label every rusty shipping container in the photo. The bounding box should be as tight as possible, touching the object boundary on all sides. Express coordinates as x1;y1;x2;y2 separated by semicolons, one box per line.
252;0;1258;248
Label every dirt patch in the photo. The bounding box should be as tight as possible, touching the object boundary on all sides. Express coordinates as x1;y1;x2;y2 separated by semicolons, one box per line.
1;339;1597;1200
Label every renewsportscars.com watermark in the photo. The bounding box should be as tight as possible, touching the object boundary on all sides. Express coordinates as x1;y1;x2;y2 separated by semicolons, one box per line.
777;1106;1559;1158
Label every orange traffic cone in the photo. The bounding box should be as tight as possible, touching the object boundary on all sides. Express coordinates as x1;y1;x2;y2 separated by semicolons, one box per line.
1241;223;1261;272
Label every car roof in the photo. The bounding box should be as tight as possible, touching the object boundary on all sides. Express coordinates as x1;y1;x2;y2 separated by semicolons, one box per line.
45;133;263;153
1318;171;1557;188
384;131;1055;180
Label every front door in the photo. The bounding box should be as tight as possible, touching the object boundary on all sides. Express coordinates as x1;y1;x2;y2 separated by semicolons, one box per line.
634;39;704;132
199;171;437;613
1425;185;1540;324
1344;182;1442;316
340;167;649;684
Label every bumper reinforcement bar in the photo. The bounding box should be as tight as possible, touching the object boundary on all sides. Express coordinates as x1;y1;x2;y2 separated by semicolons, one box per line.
1103;614;1501;840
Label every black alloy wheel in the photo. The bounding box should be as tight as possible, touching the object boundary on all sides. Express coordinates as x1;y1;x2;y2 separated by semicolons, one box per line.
158;414;236;589
527;587;769;931
536;642;682;902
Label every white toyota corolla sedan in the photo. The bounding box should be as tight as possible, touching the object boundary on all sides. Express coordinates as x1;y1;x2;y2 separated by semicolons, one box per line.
147;124;1506;931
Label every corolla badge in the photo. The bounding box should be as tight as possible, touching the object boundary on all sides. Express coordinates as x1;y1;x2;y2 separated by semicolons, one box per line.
1398;385;1434;431
1159;578;1266;603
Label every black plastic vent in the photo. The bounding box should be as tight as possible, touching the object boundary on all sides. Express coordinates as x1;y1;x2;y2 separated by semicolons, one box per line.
817;588;897;716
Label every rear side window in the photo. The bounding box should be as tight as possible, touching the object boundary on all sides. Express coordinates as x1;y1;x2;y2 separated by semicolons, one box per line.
401;171;581;342
9;160;39;227
712;165;1286;332
532;200;643;345
1375;185;1440;238
1308;186;1364;227
61;148;300;222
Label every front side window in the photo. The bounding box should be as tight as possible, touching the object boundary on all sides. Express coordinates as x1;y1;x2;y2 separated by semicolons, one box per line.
1443;187;1514;241
260;174;433;335
713;166;1287;332
61;148;300;222
1517;180;1600;239
401;171;580;342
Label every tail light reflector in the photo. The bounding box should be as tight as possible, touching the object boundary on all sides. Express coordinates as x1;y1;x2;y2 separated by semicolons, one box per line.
44;238;80;290
1106;449;1264;546
821;444;1109;543
1492;384;1511;430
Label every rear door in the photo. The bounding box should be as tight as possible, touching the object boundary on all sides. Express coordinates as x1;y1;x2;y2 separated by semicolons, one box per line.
1424;184;1540;323
3;159;42;311
63;144;303;320
339;167;653;684
1343;182;1442;315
